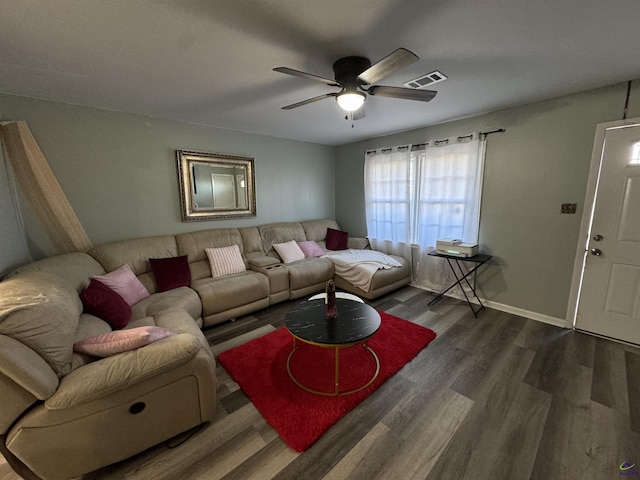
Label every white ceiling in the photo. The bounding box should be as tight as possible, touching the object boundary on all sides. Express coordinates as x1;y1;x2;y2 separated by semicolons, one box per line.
1;0;639;146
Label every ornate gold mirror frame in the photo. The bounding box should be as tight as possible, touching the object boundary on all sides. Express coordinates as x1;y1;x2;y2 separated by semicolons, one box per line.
176;149;256;221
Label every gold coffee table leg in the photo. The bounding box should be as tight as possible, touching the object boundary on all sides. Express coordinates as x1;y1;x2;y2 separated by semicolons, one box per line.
286;338;380;397
334;346;340;395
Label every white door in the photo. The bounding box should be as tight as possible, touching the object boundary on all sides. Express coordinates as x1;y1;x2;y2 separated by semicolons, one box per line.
211;174;236;209
574;120;640;344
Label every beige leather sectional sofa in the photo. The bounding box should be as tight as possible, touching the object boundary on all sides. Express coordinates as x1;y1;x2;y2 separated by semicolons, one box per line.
0;219;410;479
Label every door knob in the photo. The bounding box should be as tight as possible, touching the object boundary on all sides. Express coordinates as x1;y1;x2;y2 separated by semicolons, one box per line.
590;248;602;256
592;234;603;241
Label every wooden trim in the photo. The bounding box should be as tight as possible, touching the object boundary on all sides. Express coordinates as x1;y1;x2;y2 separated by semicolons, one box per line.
0;121;92;253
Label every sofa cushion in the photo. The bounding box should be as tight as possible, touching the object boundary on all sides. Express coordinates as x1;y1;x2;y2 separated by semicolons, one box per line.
273;240;305;263
0;271;81;377
151;308;211;352
149;256;191;292
45;333;201;410
80;279;131;329
73;327;176;357
367;255;412;291
258;222;307;256
326;228;349;250
89;235;178;276
205;245;246;278
300;219;340;242
131;287;202;321
192;271;269;316
92;264;150;306
239;226;264;256
89;235;179;294
286;257;334;291
7;252;105;293
297;240;325;258
0;335;60;402
176;228;246;281
347;237;371;250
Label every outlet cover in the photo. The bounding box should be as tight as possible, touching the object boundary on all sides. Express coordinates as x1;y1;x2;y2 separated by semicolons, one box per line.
561;203;577;214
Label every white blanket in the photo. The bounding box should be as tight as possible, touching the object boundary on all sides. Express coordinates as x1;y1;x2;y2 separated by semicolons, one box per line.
324;249;403;292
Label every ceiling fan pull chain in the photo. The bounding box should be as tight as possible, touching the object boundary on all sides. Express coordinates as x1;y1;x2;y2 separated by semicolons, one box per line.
344;112;355;127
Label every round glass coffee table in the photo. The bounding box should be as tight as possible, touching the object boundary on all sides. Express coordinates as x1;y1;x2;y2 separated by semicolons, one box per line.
284;298;381;396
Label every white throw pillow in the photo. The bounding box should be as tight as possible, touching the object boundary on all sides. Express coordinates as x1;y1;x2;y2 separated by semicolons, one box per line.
273;240;306;263
205;244;247;278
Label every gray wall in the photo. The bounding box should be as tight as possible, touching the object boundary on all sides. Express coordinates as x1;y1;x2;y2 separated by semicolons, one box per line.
335;80;640;320
0;94;335;259
2;80;639;321
0;147;32;276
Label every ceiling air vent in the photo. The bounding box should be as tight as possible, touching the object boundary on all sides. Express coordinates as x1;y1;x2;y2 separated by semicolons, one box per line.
403;70;447;89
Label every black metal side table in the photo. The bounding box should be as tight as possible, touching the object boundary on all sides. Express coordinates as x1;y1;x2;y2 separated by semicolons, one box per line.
427;250;492;317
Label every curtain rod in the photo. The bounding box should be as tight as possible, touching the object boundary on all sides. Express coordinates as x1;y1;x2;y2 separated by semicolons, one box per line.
623;80;631;120
436;129;505;145
480;128;505;138
366;129;505;154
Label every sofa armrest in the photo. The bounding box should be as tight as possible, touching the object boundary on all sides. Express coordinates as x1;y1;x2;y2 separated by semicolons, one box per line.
347;237;370;250
0;335;59;400
44;333;201;410
248;256;281;269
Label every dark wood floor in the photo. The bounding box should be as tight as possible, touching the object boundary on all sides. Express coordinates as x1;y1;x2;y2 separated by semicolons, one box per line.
2;286;639;479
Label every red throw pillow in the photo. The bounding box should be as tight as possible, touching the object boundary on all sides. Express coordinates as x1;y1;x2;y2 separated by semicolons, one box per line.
326;228;348;250
80;279;132;329
149;256;191;292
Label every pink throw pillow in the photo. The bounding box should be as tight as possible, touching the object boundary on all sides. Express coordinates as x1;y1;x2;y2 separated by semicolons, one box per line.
73;326;176;357
149;255;191;292
92;264;150;306
297;240;325;258
80;279;132;329
273;240;305;263
205;244;246;278
326;228;349;250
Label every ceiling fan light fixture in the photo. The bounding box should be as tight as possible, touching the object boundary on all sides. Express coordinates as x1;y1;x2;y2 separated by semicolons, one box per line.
336;91;365;112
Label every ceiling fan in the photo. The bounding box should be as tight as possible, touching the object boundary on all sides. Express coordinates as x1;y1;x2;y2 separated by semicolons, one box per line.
274;48;437;115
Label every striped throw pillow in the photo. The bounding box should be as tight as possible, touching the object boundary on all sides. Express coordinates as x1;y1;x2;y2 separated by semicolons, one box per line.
205;244;246;278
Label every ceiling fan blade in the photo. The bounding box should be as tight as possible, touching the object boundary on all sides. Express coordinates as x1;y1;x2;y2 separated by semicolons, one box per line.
357;48;419;85
367;86;437;102
281;93;337;110
273;67;339;86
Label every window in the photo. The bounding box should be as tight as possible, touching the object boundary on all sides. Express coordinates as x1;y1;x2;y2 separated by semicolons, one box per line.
630;141;640;165
365;135;486;250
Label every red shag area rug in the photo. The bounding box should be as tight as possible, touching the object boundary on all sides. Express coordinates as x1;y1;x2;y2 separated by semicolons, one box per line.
217;311;436;452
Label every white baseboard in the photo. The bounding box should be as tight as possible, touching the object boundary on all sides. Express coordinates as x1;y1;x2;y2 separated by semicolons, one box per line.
481;299;568;328
412;284;568;328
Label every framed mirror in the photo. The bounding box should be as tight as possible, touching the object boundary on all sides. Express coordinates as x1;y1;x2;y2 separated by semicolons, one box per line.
176;150;256;221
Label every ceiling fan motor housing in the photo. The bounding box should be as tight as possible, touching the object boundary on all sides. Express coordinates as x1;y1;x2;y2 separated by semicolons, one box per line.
332;56;371;88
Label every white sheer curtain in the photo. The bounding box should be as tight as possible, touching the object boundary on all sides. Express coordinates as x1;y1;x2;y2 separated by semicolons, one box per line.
364;146;413;260
414;135;486;291
364;134;486;291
